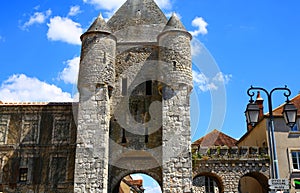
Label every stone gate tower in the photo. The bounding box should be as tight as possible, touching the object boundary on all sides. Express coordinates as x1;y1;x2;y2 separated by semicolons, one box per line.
74;0;193;192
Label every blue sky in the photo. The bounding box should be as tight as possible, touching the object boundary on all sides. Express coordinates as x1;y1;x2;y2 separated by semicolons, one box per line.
1;0;300;191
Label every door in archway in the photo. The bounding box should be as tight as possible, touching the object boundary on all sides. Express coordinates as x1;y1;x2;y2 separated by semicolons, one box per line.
238;173;268;193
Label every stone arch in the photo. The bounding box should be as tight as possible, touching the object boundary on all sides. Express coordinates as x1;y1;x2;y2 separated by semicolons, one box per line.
108;151;162;192
193;172;224;193
238;172;269;193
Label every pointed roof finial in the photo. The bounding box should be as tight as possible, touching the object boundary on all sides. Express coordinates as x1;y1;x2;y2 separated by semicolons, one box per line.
98;12;103;20
86;12;112;34
163;12;187;32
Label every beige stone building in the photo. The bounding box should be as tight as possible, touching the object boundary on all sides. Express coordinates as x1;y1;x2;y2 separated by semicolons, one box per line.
119;175;144;193
192;129;270;193
238;93;300;192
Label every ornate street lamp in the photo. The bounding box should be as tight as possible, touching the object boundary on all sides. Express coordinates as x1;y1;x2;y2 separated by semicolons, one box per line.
282;102;298;128
245;101;260;126
245;85;298;180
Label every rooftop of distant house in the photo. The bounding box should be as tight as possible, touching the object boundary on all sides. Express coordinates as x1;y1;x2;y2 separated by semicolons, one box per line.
192;129;237;148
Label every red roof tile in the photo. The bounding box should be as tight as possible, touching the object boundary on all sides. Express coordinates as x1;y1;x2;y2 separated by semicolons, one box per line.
192;129;237;147
272;94;300;116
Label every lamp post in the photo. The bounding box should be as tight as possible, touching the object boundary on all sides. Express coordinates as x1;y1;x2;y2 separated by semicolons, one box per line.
245;86;297;179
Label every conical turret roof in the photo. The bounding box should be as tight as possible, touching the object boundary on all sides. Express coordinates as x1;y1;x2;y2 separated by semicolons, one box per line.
107;0;167;33
163;13;187;32
87;13;112;34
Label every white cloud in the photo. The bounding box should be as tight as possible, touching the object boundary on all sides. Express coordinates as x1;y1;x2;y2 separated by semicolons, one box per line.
0;74;73;102
213;72;232;85
192;71;232;92
82;0;172;12
22;9;52;30
68;5;81;16
83;0;125;11
131;174;144;180
155;0;172;10
47;16;83;45
189;16;208;36
58;56;80;84
144;185;161;193
191;38;203;57
165;12;181;20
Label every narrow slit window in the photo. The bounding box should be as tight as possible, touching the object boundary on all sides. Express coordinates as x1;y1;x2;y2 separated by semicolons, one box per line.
146;81;152;95
145;127;149;143
122;78;127;96
121;128;127;144
173;61;177;71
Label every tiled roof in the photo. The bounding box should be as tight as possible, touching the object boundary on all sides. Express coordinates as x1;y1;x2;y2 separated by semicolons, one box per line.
192;129;237;147
271;94;300;116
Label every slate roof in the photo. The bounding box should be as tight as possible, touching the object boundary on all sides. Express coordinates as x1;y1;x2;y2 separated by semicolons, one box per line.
107;0;167;32
163;13;187;32
86;13;112;34
192;129;237;147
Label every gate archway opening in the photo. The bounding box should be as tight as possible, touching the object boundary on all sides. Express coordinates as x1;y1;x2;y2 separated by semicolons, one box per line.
113;173;162;193
193;172;224;193
238;172;269;193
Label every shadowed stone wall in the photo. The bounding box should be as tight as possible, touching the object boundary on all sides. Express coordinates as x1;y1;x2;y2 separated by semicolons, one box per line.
0;103;76;193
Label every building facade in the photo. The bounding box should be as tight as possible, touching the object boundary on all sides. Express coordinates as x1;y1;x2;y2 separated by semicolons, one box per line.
192;129;270;193
0;102;76;193
238;93;300;193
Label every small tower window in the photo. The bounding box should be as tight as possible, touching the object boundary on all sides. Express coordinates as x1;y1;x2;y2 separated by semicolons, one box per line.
145;127;149;143
173;61;177;71
19;168;28;182
146;81;152;95
103;52;107;63
121;128;127;144
122;78;128;96
108;86;113;98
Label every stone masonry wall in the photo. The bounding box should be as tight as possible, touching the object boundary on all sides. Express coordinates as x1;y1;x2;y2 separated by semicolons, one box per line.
159;28;193;192
74;84;111;193
0;103;76;193
192;146;270;193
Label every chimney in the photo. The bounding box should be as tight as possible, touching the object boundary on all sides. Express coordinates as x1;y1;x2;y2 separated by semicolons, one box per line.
255;91;264;121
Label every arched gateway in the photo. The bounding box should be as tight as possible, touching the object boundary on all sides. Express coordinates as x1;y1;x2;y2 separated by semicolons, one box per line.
192;146;270;193
74;0;193;192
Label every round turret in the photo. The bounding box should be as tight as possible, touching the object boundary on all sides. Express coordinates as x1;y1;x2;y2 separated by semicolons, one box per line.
158;13;193;89
78;14;117;91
